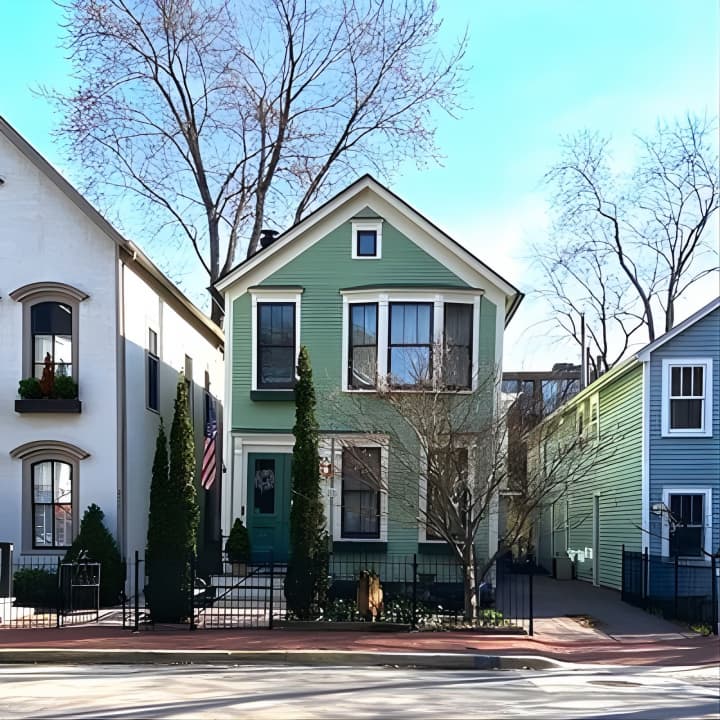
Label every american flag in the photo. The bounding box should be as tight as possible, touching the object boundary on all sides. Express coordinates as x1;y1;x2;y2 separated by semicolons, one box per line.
201;393;217;490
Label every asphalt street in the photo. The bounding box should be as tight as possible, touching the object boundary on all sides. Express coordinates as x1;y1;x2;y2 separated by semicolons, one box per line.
0;663;718;719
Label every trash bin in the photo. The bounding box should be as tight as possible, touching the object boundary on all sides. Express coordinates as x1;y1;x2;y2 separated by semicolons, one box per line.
554;555;573;580
0;543;13;598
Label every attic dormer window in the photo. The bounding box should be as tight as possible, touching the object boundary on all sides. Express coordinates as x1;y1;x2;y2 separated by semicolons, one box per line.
351;220;383;259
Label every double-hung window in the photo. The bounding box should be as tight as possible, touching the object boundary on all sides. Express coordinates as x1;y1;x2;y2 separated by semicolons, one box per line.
662;360;713;437
147;329;159;411
388;302;433;387
348;303;378;389
669;493;705;557
32;460;73;549
425;446;469;541
443;303;473;389
341;447;382;538
257;302;296;389
31;302;73;379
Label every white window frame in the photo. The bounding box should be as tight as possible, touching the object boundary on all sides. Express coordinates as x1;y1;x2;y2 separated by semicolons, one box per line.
332;437;389;542
250;289;302;392
661;358;713;437
661;487;713;559
588;395;599;442
351;220;383;260
341;290;481;393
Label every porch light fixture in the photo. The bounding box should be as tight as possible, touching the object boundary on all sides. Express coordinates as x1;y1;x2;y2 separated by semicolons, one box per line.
319;456;333;479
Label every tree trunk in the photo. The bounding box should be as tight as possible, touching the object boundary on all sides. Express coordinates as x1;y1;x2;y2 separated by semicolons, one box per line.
462;545;477;622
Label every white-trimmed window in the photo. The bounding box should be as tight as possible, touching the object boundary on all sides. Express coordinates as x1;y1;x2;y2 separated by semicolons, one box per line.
147;328;159;411
421;445;469;542
661;359;713;437
348;303;378;389
351;220;383;259
342;290;480;392
332;440;388;541
250;289;302;391
576;395;599;444
661;488;712;558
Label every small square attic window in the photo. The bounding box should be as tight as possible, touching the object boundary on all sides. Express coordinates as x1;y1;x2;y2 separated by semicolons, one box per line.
352;220;383;259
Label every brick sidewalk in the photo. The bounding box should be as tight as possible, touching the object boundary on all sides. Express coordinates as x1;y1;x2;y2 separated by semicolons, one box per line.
1;624;718;667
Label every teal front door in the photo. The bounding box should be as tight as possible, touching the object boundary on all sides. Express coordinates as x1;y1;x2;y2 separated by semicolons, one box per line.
247;453;291;562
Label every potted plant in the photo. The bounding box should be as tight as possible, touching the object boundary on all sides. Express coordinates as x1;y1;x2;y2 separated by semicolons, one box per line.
225;519;251;575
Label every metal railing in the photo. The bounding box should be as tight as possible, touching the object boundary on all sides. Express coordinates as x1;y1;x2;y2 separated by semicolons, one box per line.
621;546;719;633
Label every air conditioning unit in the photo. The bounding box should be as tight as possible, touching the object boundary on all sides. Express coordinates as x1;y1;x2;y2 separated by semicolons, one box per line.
554;555;573;580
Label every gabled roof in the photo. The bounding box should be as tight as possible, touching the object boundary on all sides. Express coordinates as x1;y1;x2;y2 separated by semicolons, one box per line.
636;297;720;361
0;116;223;347
214;174;524;325
537;296;720;424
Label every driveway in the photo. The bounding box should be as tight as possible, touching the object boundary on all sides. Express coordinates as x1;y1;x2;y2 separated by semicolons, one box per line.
532;575;697;641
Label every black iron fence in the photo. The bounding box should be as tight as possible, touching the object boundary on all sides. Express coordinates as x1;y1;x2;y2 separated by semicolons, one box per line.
326;553;533;634
621;546;719;634
1;555;100;629
121;551;533;634
121;551;285;631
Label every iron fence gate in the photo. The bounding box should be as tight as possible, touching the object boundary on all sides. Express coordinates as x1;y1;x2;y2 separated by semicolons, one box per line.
0;556;101;629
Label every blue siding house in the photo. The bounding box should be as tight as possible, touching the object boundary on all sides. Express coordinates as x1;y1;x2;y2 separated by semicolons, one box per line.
640;298;719;563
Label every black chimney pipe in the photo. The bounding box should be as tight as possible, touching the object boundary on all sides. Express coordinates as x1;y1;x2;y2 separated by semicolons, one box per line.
260;229;280;248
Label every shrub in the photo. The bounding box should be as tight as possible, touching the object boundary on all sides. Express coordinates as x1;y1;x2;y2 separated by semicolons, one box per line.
13;567;58;608
63;504;124;606
225;519;251;564
53;375;78;399
18;377;42;399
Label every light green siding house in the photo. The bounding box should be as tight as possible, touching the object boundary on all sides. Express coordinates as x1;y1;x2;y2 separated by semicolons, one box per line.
215;175;522;563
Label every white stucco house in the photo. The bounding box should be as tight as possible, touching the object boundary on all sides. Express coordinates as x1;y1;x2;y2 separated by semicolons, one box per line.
0;117;224;571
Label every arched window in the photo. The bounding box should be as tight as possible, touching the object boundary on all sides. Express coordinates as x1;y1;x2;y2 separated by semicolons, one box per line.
10;282;87;386
10;440;90;553
31;302;73;379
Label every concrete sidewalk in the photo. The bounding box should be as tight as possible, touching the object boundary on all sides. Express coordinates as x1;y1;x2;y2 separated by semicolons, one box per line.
0;623;717;669
1;577;717;670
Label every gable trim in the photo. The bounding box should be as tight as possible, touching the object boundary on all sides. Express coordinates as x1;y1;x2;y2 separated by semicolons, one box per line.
215;175;522;321
636;298;720;362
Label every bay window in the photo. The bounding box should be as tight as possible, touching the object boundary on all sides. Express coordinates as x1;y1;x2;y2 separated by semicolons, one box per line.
348;303;378;389
388;302;433;386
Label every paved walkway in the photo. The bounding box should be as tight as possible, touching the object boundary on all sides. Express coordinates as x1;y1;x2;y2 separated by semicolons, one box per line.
1;577;717;669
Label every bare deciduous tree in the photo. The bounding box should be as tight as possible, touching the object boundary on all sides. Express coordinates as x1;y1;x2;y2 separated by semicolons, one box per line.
333;357;604;620
535;115;719;374
49;0;466;322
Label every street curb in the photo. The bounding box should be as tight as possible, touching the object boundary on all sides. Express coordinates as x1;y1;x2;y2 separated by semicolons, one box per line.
0;648;562;670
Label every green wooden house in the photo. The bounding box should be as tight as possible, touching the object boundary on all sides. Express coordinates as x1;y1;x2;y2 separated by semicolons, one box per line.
215;175;522;564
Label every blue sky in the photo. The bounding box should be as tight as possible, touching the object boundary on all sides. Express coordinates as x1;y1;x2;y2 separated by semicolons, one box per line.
1;0;717;368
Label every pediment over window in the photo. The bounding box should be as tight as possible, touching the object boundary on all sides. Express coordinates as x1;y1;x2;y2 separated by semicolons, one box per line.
9;440;91;461
9;282;89;303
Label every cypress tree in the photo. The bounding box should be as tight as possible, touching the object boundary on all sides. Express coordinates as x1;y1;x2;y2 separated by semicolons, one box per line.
64;504;123;606
146;377;199;622
284;346;328;619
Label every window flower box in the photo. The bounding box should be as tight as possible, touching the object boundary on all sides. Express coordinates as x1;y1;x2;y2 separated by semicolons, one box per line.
15;398;82;414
